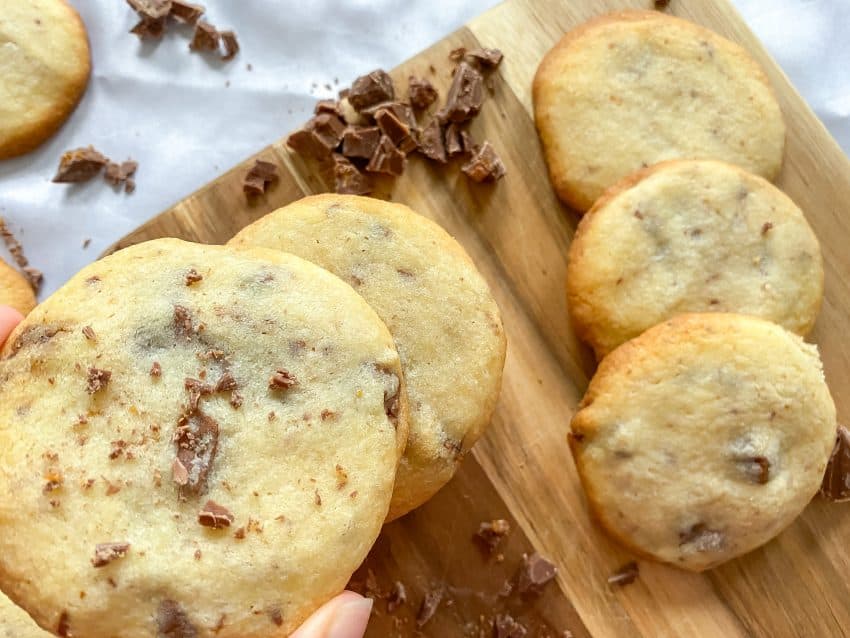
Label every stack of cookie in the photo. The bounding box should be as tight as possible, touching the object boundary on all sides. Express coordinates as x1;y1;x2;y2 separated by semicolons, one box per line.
534;10;837;570
0;197;505;636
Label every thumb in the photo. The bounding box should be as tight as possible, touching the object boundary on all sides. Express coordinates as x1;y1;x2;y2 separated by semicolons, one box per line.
290;591;372;638
0;305;24;346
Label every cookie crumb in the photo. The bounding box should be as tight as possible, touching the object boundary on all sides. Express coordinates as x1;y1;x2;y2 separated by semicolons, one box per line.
92;541;131;567
198;499;235;528
269;369;298;390
86;367;112;394
607;561;639;588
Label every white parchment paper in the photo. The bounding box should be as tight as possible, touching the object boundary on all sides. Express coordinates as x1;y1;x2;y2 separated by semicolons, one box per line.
0;0;847;296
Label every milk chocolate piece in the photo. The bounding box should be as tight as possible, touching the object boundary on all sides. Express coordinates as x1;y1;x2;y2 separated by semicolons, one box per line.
516;552;557;594
169;1;204;23
173;411;219;495
242;159;278;196
86;367;112;394
130;16;167;39
189;21;219;52
127;0;171;18
475;518;510;553
348;70;395;112
408;76;438;110
445;123;465;158
287;115;345;160
416;588;442;627
438;62;484;123
331;154;372;195
104;160;138;193
821;426;850;501
315;100;343;117
342;126;382;159
157;599;198;638
198;499;234;528
418;119;446;163
462;141;506;182
312;113;347;150
220;30;239;61
494;614;528;638
374;107;417;154
366;135;406;176
607;561;639;588
466;47;503;69
92;542;131;568
53;147;108;183
361;101;416;128
678;523;725;552
269;369;297;389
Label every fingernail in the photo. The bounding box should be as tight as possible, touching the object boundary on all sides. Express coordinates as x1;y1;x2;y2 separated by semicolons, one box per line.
326;596;373;638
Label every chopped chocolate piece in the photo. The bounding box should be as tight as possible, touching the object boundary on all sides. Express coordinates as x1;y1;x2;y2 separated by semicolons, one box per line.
679;523;725;552
418;119;446;163
366;135;406;176
242;159;279;197
761;221;774;236
269;607;283;626
737;455;770;484
269;368;297;390
82;325;96;341
312;113;347;150
198;499;234;528
189;21;219;52
185;268;203;285
233;526;246;539
331;154;372;195
169;0;204;23
445;123;465;158
287;127;330;160
438;62;484;124
375;107;417;154
157;599;198;638
150;361;162;377
214;372;237;393
315;100;343;117
348;70;395;112
127;0;172;18
408;76;438;110
465;47;503;69
342;126;382;159
109;440;127;459
460;129;476;154
387;581;407;613
516;552;557;594
462;141;506;183
494;614;528;638
655;0;670;8
361;101;416;128
287;115;346;160
173;305;195;339
104;160;138;192
475;519;511;553
86;367;111;394
449;46;467;62
173;411;219;495
92;541;131;568
821;426;850;501
416;588;443;627
130;15;166;39
52;147;108;183
607;561;639;588
220;30;239;61
57;611;71;637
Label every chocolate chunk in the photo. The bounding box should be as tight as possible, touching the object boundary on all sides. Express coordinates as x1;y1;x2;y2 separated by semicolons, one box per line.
169;1;204;23
173;411;219;495
269;368;297;390
445;123;465;158
198;499;234;528
130;15;166;39
127;0;171;18
821;426;850;501
374;365;401;427
287;128;330;160
494;614;528;638
287;115;346;160
607;561;639;588
361;101;416;128
57;611;71;637
342;126;382;160
516;552;557;594
242;159;279;197
408;76;438;110
220;30;239;61
52;147;108;183
366;135;406;176
416;588;443;627
331;154;372;195
82;325;96;341
387;581;407;613
761;222;773;236
312;113;347;150
86;367;111;394
465;47;503;69
438;62;484;124
737;455;770;484
157;599;198;638
417;119;447;163
348;70;395;112
462;141;506;183
174;305;196;340
679;523;725;552
184;268;203;286
475;519;510;553
189;21;219;52
315;100;343;117
214;371;237;393
449;46;467;62
104;160;138;193
655;0;670;8
375;107;417;154
92;542;131;568
460;129;476;154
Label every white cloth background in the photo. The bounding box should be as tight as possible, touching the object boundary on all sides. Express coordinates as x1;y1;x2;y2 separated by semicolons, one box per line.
1;0;847;296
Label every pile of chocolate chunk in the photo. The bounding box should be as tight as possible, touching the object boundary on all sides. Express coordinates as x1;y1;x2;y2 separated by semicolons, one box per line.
286;47;507;195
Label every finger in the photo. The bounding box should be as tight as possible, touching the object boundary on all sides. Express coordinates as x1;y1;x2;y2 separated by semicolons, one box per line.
0;305;24;346
290;591;372;638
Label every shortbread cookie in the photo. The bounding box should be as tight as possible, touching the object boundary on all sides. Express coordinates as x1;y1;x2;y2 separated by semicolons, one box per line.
230;194;506;520
0;238;408;637
567;160;822;358
570;313;836;571
0;0;91;159
1;593;51;638
0;257;36;315
533;10;785;211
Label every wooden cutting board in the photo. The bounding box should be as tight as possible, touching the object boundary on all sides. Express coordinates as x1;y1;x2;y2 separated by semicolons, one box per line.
106;0;850;635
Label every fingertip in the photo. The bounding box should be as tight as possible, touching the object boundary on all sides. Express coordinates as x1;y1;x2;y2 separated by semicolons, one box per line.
0;305;24;345
290;591;372;638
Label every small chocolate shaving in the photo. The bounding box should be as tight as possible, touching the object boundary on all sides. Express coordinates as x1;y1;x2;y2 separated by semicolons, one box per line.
475;519;511;554
269;607;283;627
189;21;219;52
127;0;171;18
157;599;198;638
418;119;447;163
220;30;239;61
214;372;237;393
269;369;297;390
198;499;234;528
150;361;162;377
449;47;467;62
229;391;243;408
679;523;725;552
607;561;639;588
173;411;219;495
516;552;557;594
465;47;503;69
82;325;96;341
821;426;850;501
172;458;189;486
366;135;406;176
761;222;774;236
416;588;443;627
494;614;528;638
342;126;382;159
92;541;131;567
86;367;112;394
387;581;407;613
348;70;395;112
408;76;438;110
438;62;484;123
462;141;506;183
174;305;195;339
104;160;138;193
655;0;670;8
52;147;108;183
375;107;417;154
169;0;204;23
185;269;203;286
57;611;71;637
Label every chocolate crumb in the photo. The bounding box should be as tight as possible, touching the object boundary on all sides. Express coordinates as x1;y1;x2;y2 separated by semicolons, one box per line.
0;218;40;293
198;499;234;528
214;371;237;393
150;361;162;377
104;479;121;496
104;160;138;193
342;126;382;160
449;47;467;62
169;1;204;23
475;519;511;554
607;561;639;588
189;21;219;52
53;147;108;183
335;464;348;489
494;614;527;638
314;489;322;506
516;552;557;594
92;541;131;568
348;70;395;112
229;391;243;409
387;581;407;613
438;62;484;123
445;123;466;158
462;141;506;183
738;455;770;484
194;549;202;560
408;76;438;110
269;369;297;390
109;440;127;460
366;135;406;176
761;222;774;236
185;269;203;286
331;154;372;195
174;305;195;340
86;367;112;394
821;426;850;501
173;411;220;495
157;599;198;638
127;0;171;18
465;47;503;69
82;325;96;341
22;266;43;292
418;119;447;163
416;588;443;627
269;607;283;627
57;611;71;637
654;0;670;9
220;30;239;61
242;159;279;197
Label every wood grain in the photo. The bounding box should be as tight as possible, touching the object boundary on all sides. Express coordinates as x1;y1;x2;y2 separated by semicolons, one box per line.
107;1;850;636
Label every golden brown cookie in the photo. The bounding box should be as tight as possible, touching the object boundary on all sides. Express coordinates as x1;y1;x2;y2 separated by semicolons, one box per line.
0;257;36;315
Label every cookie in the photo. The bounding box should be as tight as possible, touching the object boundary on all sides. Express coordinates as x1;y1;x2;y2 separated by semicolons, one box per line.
0;257;36;315
567;160;823;358
230;194;506;520
570;313;836;571
533;10;785;212
0;0;91;159
0;238;408;637
1;592;51;638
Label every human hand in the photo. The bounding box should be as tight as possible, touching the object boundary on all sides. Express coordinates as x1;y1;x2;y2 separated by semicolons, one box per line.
290;591;372;638
0;306;23;345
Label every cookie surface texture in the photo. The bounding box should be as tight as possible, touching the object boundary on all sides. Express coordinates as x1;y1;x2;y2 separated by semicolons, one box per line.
0;0;91;159
1;592;51;638
0;257;37;315
570;313;836;571
230;194;506;520
567;160;822;358
533;10;785;211
0;238;407;637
